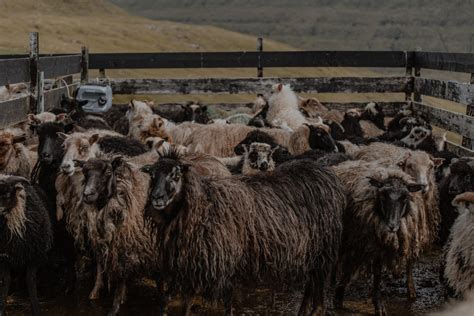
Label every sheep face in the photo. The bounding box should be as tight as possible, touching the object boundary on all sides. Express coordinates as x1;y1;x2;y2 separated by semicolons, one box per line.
142;159;187;217
307;125;338;153
0;176;28;214
369;176;423;233
182;103;210;124
447;159;474;196
452;192;474;214
60;95;88;113
79;157;122;206
397;152;443;194
361;102;385;130
60;133;100;175
0;133;25;168
243;142;276;173
138;116;170;142
401;126;431;148
35;122;69;164
126;100;153;123
299;98;328;118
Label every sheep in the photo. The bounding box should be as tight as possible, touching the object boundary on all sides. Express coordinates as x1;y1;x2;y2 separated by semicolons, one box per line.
127;103;171;143
153;102;210;124
341;108;384;139
333;160;427;315
103;103;130;135
183;124;291;157
323;109;345;123
438;158;474;244
59;130;146;176
141;149;346;314
233;130;292;165
224;142;277;175
0;129;34;178
14;112;68;147
378;115;429;143
298;97;328;118
145;136;188;156
60;96;111;130
354;144;443;293
0;175;53;316
289;123;340;155
0;83;28;101
75;156;155;315
266;84;307;131
431;293;474;316
360;102;386;131
443;192;474;298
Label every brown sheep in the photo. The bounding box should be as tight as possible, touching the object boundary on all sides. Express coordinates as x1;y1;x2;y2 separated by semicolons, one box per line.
0;129;34;178
333;160;429;315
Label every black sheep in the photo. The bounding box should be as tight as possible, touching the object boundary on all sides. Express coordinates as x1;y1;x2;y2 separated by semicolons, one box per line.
103;104;130;135
98;136;147;156
60;95;111;130
360;102;386;131
153;102;210;124
0;175;53;316
438;158;474;244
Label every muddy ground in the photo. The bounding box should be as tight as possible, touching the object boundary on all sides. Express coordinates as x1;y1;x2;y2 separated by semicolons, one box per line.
6;249;447;315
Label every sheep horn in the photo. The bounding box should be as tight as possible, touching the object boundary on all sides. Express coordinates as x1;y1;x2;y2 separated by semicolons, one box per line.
5;176;30;187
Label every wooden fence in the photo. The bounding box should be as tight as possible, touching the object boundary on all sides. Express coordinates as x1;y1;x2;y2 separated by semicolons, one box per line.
0;33;473;156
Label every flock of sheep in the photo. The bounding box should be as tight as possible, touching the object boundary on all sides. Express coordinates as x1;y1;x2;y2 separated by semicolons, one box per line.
0;82;472;315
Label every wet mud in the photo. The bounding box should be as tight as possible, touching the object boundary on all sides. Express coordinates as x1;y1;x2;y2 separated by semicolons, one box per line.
6;250;447;315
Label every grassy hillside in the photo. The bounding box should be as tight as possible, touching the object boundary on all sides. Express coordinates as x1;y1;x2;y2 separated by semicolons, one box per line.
111;0;474;53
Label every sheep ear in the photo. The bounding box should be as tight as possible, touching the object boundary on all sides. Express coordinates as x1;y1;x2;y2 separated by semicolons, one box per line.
431;158;444;168
56;113;68;122
73;160;85;168
12;135;26;144
27;114;37;124
129;99;135;109
111;156;124;170
271;145;280;155
57;132;68;141
368;177;383;188
141;165;154;175
89;134;100;144
407;183;424;193
156;139;165;148
277;83;283;92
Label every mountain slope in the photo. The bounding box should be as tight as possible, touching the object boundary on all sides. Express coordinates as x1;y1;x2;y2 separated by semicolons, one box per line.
111;0;474;53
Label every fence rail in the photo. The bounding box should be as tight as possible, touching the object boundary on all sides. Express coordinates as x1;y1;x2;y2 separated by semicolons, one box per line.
0;33;472;154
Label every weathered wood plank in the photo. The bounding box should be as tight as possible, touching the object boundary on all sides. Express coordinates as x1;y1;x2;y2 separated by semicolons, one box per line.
414;77;474;105
89;51;408;69
154;101;404;117
415;52;474;73
0;58;30;86
110;77;412;95
38;55;82;79
412;102;474;139
445;141;474;157
43;83;80;111
0;97;29;128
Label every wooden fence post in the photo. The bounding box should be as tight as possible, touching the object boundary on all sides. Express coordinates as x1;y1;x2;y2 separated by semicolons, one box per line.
36;71;44;113
462;73;474;149
29;32;39;113
81;46;89;84
405;51;413;101
413;48;422;102
257;37;263;78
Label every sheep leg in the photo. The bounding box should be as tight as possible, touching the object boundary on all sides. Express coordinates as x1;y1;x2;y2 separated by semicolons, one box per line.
0;264;11;316
406;260;417;300
26;265;40;316
182;296;193;316
223;286;233;315
372;262;386;316
298;281;313;316
108;280;127;316
89;261;104;300
155;274;169;315
334;266;353;309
